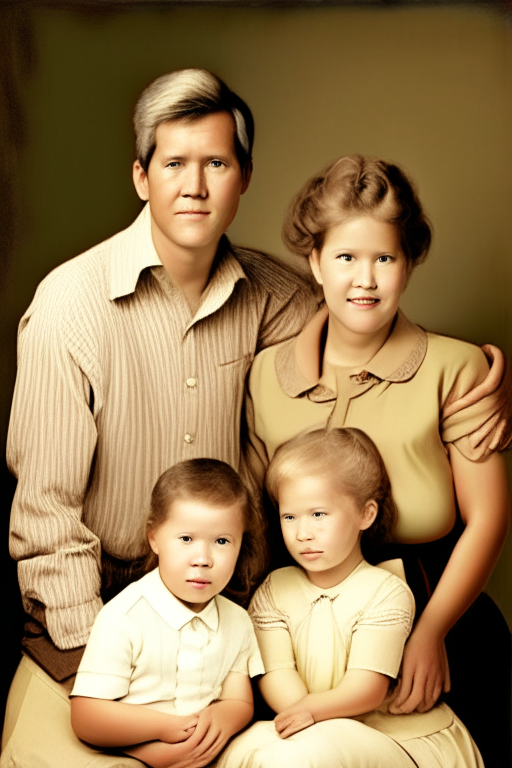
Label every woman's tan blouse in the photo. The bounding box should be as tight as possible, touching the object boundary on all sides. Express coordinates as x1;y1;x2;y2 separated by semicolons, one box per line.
245;307;508;543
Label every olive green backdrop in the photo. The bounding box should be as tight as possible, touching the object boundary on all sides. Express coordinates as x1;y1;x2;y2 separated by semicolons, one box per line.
1;3;510;707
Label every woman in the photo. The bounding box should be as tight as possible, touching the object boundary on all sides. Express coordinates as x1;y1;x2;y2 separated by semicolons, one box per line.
243;155;511;767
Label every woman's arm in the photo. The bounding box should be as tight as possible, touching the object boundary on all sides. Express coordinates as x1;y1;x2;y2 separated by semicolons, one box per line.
70;696;198;747
258;668;309;713
390;450;510;714
274;668;389;739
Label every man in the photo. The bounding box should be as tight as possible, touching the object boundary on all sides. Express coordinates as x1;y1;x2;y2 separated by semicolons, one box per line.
2;69;318;767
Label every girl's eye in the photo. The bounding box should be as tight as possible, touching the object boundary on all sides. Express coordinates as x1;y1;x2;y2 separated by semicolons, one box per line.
312;512;325;519
216;538;229;546
337;253;353;262
377;254;393;263
180;535;192;543
282;515;295;522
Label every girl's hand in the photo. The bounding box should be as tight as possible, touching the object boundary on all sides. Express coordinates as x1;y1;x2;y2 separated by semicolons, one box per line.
160;713;199;744
388;622;450;714
274;709;315;739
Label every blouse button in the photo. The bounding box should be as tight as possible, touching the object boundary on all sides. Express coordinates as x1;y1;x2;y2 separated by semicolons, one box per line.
184;434;194;444
186;377;197;388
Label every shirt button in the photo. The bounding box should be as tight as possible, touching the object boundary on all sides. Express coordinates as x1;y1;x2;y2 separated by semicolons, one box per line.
184;434;194;444
186;377;197;388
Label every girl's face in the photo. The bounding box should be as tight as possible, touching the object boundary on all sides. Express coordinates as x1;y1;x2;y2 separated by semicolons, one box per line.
148;497;244;612
278;474;377;589
309;215;408;344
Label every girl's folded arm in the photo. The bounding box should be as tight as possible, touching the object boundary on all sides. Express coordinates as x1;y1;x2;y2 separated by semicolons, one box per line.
70;696;198;747
274;668;389;738
258;668;309;713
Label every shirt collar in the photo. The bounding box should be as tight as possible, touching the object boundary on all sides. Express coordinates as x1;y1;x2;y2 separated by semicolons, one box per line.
142;568;220;632
107;203;247;305
275;305;427;397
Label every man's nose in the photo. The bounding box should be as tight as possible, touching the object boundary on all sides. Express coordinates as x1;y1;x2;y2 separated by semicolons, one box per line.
182;165;207;198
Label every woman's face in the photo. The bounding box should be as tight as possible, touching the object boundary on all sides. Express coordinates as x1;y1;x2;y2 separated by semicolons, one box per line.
309;216;409;342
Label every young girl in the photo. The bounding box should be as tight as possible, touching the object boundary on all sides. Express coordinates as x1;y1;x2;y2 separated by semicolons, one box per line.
70;458;267;768
219;428;484;768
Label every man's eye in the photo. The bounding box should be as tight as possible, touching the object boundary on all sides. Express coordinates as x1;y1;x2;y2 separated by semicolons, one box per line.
210;160;224;168
167;161;181;168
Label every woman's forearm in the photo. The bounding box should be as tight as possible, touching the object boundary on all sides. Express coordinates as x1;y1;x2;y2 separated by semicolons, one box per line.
259;668;308;713
420;449;510;641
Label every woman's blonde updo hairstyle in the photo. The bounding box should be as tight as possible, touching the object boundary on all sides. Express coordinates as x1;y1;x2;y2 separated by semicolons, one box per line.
283;155;432;270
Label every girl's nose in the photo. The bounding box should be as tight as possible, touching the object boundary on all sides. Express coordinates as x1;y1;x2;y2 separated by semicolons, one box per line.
296;522;313;542
191;545;212;567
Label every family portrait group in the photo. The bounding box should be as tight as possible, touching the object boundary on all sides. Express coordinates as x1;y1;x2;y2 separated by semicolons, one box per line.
1;3;511;768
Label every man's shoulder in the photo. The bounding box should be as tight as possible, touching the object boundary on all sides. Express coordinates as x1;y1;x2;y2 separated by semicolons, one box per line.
231;244;316;298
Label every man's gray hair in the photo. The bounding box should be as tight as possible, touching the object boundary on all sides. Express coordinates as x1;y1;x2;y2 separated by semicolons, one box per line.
134;68;254;172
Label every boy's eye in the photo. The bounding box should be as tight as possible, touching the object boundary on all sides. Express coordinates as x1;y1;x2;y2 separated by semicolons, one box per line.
312;512;325;519
180;535;192;543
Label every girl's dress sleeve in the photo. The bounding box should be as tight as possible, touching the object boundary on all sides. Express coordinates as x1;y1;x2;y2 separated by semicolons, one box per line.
249;575;296;673
347;575;415;680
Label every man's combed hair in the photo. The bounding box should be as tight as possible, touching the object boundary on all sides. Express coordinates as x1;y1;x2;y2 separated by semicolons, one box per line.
265;428;397;556
282;154;432;270
146;458;267;605
134;68;254;172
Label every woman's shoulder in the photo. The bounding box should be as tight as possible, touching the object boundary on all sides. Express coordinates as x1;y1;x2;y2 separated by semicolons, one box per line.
424;330;488;372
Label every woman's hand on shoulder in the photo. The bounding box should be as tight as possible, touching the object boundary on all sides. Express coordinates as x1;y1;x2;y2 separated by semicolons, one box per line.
388;621;450;714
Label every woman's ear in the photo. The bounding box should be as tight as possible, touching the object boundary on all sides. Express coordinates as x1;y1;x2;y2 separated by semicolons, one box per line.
308;249;323;286
360;500;378;531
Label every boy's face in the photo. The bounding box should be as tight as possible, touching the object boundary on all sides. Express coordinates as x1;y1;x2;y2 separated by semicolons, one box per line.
278;474;377;590
148;497;244;612
133;111;251;263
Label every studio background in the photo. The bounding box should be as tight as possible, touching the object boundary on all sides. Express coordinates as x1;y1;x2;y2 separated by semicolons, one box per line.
1;0;511;717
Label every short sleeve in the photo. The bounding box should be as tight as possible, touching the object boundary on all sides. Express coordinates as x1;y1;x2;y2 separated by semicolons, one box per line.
71;604;137;700
441;344;512;461
347;576;415;679
227;611;265;678
248;577;296;673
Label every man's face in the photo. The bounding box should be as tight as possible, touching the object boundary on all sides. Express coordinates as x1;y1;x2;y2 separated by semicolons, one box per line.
133;112;251;262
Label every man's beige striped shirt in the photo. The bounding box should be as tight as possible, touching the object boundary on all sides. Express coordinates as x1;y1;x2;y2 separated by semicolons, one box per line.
7;204;317;652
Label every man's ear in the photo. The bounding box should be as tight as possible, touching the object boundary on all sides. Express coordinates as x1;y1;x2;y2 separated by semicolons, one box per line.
240;161;253;195
133;160;149;202
360;500;379;531
308;249;323;286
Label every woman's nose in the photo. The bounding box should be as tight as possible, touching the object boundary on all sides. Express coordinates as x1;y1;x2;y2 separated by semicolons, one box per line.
353;261;377;290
